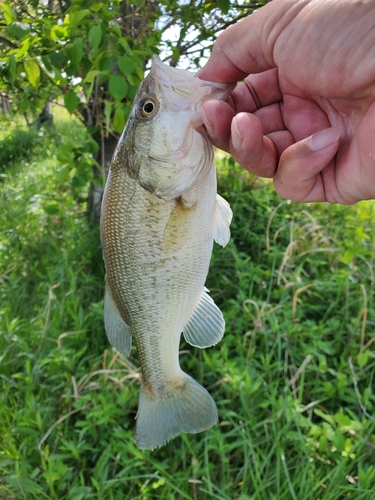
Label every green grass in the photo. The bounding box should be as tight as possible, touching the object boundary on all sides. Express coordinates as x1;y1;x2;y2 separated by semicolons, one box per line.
1;118;375;500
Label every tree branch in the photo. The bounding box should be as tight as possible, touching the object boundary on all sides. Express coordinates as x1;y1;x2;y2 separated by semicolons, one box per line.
0;35;18;49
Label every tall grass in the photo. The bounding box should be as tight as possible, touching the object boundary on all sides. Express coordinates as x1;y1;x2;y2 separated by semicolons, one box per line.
1;119;375;499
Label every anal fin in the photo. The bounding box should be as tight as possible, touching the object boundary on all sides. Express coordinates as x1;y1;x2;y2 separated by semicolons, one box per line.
183;288;225;348
104;286;132;355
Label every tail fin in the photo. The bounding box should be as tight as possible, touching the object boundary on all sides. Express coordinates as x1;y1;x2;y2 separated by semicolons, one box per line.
136;372;217;450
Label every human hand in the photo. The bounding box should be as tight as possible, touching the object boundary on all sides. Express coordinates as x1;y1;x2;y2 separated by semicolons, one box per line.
199;0;375;204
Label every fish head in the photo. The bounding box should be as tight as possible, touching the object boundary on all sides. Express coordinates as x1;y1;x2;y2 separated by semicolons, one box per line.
111;55;233;200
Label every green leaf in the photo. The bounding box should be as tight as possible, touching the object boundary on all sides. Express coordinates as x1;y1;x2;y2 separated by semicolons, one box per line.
50;24;68;41
16;37;31;57
8;54;16;84
90;2;104;12
118;37;130;52
218;0;230;14
8;21;30;40
43;204;60;215
357;350;370;368
126;73;141;87
66;38;84;67
111;23;122;38
0;3;17;24
118;56;135;76
56;165;71;184
99;56;114;72
64;89;79;114
314;408;335;426
109;76;128;102
113;105;126;132
24;59;40;87
2;475;44;495
49;52;65;68
89;25;102;50
84;70;101;83
66;9;90;27
72;175;88;188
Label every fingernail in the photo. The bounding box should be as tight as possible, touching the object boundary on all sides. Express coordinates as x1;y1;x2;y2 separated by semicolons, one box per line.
231;118;243;149
201;107;214;136
310;127;339;151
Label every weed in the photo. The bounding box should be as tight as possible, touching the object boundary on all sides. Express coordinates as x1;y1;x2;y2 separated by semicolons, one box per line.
1;126;375;499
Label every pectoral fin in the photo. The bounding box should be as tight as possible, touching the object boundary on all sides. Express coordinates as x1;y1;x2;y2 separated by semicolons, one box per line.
213;194;232;247
104;286;132;355
183;288;225;348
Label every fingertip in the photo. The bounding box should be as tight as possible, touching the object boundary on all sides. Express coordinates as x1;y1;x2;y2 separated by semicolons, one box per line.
229;112;277;178
230;112;263;151
273;130;340;202
309;127;340;152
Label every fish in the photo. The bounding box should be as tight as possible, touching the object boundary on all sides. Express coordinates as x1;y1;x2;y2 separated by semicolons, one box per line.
100;55;233;450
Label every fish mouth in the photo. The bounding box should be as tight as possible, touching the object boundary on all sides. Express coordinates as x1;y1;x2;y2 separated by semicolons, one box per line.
149;55;234;113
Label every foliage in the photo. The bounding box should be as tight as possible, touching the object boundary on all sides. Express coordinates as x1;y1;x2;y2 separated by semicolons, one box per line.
1;118;375;499
0;0;158;133
0;0;261;131
0;0;266;217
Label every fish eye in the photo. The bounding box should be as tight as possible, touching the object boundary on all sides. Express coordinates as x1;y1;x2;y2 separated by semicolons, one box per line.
140;99;156;117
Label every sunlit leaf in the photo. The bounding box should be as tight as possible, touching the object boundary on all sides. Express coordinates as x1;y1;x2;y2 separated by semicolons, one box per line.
0;3;16;24
16;37;31;57
50;24;68;40
8;54;16;84
24;59;40;87
66;10;90;27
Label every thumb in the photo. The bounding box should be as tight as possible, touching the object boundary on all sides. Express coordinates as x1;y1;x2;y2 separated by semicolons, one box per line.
273;127;341;203
198;0;304;83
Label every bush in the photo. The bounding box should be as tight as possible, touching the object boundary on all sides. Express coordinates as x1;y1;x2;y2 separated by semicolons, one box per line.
0;126;42;171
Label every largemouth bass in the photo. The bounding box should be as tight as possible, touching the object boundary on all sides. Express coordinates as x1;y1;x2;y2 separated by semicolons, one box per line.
100;56;233;450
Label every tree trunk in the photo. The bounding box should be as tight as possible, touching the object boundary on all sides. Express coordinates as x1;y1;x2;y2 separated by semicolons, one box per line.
37;101;53;128
87;133;119;225
86;0;157;224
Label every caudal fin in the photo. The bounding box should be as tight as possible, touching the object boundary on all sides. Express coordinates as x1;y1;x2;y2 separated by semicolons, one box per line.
136;373;217;450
